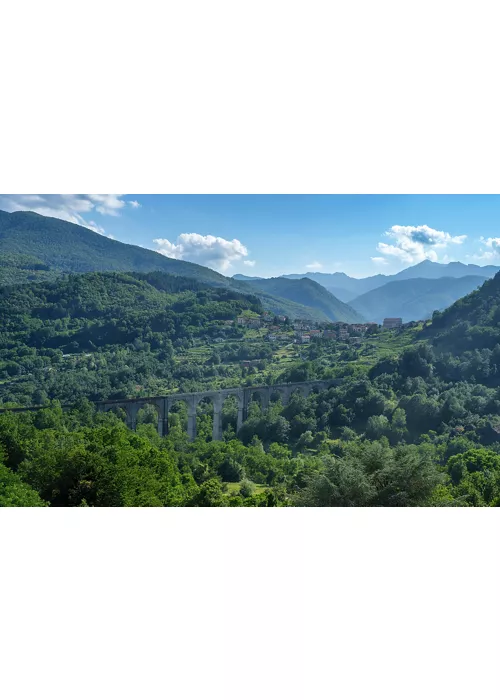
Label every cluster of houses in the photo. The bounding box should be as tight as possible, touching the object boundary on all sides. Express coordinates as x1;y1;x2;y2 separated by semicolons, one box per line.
233;313;382;345
292;322;379;344
213;314;416;349
230;312;414;344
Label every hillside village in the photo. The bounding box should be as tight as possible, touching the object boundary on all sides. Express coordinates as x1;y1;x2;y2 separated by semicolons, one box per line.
206;311;420;371
232;311;409;342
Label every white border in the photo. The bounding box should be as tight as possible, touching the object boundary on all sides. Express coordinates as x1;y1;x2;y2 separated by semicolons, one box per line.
2;1;500;194
1;0;499;698
2;509;499;699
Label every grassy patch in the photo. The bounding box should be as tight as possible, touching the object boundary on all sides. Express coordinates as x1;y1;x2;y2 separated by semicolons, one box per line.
224;482;268;495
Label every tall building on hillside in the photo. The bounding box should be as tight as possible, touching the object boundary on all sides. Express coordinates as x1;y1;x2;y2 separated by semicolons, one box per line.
383;317;403;329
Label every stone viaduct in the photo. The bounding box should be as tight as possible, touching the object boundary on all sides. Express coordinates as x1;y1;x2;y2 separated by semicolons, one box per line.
0;380;340;441
96;379;339;440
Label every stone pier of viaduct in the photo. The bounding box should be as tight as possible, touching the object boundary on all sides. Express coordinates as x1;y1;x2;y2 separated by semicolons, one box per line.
95;380;339;440
0;380;340;442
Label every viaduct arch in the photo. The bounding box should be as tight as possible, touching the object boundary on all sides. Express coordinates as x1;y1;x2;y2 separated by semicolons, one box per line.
0;380;340;442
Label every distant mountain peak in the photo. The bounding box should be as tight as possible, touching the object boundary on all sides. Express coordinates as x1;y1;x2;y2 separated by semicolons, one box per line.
240;275;365;323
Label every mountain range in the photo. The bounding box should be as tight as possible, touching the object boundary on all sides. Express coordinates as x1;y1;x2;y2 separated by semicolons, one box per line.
237;260;500;322
279;261;500;302
0;210;361;323
2;209;499;325
237;276;365;323
350;275;486;324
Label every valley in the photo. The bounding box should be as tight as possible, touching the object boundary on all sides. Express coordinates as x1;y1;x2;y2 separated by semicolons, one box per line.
2;209;500;507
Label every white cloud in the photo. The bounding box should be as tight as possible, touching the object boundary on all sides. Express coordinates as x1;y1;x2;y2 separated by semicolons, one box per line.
484;237;500;250
375;224;466;265
86;194;126;216
371;256;389;266
243;260;256;267
470;251;496;261
87;220;106;235
469;237;500;261
305;261;323;270
153;233;249;272
128;200;141;208
0;194;138;235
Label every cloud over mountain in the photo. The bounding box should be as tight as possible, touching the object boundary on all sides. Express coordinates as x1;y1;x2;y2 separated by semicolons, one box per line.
376;225;466;264
371;256;389;266
470;237;500;261
0;194;138;235
153;233;249;272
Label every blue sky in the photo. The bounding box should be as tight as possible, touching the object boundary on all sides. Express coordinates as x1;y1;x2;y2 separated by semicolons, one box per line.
2;194;500;278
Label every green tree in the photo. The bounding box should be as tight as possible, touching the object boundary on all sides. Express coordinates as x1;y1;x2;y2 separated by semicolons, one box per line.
239;479;255;498
366;415;390;439
191;478;228;507
0;459;48;507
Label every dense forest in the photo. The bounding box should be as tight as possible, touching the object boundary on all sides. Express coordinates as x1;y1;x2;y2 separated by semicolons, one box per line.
0;271;266;405
0;210;335;321
2;262;500;506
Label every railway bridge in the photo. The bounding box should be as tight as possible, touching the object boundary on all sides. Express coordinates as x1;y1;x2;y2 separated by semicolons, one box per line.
96;379;340;440
0;379;340;441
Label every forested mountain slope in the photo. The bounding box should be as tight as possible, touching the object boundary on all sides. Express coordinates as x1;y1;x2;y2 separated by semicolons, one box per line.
0;252;59;286
0;210;336;321
239;289;330;321
242;277;364;322
0;210;230;285
0;270;261;353
350;276;485;323
424;270;500;353
0;271;267;405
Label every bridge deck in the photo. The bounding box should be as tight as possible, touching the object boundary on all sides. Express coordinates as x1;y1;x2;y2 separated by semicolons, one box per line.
0;379;339;414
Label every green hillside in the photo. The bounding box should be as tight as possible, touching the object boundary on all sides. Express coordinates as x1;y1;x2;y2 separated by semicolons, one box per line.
0;270;268;405
243;289;330;321
242;277;364;322
350;276;485;323
424;270;500;353
0;270;261;353
0;252;59;286
0;209;229;286
0;210;334;321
